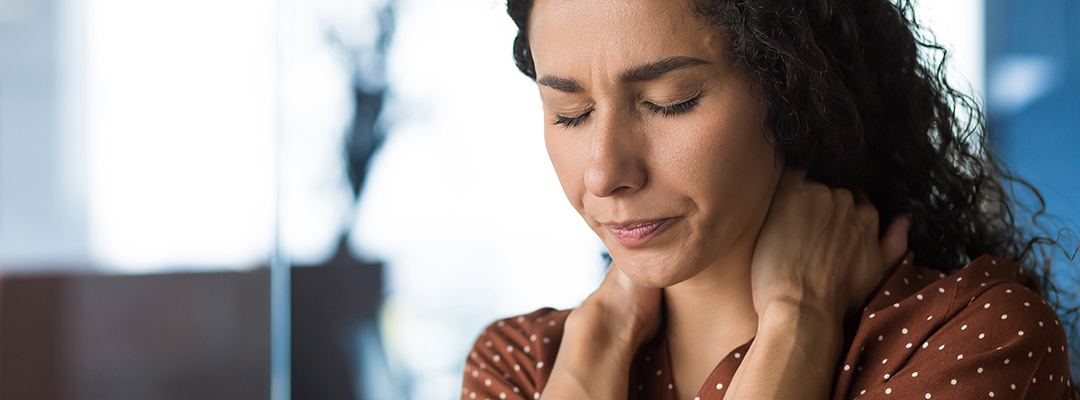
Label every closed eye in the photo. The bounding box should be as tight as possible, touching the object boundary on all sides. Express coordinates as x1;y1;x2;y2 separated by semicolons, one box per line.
645;95;701;117
553;110;592;128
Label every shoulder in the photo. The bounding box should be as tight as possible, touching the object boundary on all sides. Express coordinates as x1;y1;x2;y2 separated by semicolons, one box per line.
461;308;572;400
833;254;1075;399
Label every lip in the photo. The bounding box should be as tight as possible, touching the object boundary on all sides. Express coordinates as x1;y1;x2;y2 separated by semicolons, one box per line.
603;218;674;247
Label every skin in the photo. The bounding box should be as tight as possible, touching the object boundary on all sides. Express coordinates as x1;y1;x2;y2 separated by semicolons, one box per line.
527;0;912;399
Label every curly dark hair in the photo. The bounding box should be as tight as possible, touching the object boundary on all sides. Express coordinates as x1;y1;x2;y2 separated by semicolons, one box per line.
507;0;1080;385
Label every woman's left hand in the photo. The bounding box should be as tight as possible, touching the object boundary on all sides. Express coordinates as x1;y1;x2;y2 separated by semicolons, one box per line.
749;169;911;324
723;169;911;399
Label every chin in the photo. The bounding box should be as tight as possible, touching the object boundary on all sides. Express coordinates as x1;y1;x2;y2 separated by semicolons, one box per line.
611;250;701;288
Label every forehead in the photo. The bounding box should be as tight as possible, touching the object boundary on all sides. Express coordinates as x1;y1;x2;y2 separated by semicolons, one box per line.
529;0;724;78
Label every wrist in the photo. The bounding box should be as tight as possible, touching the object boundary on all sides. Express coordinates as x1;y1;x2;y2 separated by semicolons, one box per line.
566;302;643;351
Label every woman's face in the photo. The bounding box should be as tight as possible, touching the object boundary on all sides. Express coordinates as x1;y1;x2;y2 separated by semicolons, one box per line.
529;0;783;288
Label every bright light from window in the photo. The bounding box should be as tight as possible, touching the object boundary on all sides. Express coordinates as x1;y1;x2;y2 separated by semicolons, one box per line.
86;0;277;272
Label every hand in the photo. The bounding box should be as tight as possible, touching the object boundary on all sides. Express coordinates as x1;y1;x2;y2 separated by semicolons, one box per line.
569;262;663;349
749;169;911;322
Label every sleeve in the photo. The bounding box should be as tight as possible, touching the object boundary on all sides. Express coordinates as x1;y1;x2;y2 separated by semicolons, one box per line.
460;309;569;400
854;282;1076;399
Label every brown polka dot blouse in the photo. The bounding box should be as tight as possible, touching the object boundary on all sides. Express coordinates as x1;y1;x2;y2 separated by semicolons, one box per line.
462;254;1076;399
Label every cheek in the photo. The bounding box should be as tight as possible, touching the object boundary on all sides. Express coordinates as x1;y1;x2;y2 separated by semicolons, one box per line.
544;129;589;212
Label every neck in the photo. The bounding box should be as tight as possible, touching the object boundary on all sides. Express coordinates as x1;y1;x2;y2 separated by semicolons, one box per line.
663;235;760;399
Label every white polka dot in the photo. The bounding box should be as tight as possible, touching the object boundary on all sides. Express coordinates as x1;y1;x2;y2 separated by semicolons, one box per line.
979;333;985;339
912;372;919;377
524;346;531;353
977;368;983;373
548;320;555;326
513;387;519;393
845;365;851;371
861;390;867;395
1004;359;1010;364
656;369;663;376
1001;314;1008;320
885;290;891;296
894;303;901;308
668;383;673;390
500;393;507;399
922;342;929;348
961;324;968;330
514;364;520;371
472;371;479;377
485;379;491;386
530;334;537;341
506;346;514;353
1033;377;1037;383
902;328;909;334
518;316;525;323
990;391;995;397
917;294;924;300
493;355;500;362
716;383;724;390
984;303;991;309
992;260;997;265
879;335;884;341
882;358;888;364
939;345;945;350
939;287;945;293
1018;331;1024;336
485;341;493;348
470;392;476;399
885;374;892;380
906;343;913;348
869;313;876;319
926;393;932;399
1029;351;1034;357
958;354;964;360
543;337;550;343
536;361;544;369
534;392;540;399
480;363;486;370
1006;289;1012;293
1011;384;1016;390
956;277;963;282
951;379;957;385
497;321;505;327
886;388;892;394
734;352;742;359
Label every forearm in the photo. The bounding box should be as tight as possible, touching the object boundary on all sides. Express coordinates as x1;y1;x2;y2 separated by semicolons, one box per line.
539;305;638;400
724;301;844;400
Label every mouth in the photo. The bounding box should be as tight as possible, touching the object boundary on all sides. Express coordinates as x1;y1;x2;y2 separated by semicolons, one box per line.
603;218;674;247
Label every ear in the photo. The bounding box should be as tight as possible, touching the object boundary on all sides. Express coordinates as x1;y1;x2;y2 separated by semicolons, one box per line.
880;214;911;269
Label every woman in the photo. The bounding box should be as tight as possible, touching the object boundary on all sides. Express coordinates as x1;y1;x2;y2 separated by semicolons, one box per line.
462;0;1077;399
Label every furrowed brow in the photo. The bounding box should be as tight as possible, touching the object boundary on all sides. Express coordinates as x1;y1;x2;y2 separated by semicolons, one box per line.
536;75;584;93
620;56;710;83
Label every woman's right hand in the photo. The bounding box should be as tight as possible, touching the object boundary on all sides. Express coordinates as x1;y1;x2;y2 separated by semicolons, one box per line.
570;262;664;349
540;262;662;400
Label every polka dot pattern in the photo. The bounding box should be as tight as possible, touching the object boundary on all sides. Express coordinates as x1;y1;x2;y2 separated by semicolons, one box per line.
461;254;1076;400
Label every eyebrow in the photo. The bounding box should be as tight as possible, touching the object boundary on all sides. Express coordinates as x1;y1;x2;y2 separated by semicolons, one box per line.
536;56;711;93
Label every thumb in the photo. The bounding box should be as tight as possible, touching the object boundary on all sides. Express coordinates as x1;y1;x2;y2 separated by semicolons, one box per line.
880;214;911;270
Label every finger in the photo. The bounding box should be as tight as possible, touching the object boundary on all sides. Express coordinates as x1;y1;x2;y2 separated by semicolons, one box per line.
852;190;880;234
879;214;912;269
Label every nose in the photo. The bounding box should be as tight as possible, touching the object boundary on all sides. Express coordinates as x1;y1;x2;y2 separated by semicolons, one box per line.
583;112;647;197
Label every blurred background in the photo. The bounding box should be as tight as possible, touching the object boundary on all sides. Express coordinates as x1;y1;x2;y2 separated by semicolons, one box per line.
0;0;1075;399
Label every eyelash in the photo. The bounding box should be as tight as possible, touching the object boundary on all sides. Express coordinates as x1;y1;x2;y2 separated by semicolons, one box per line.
551;95;702;128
